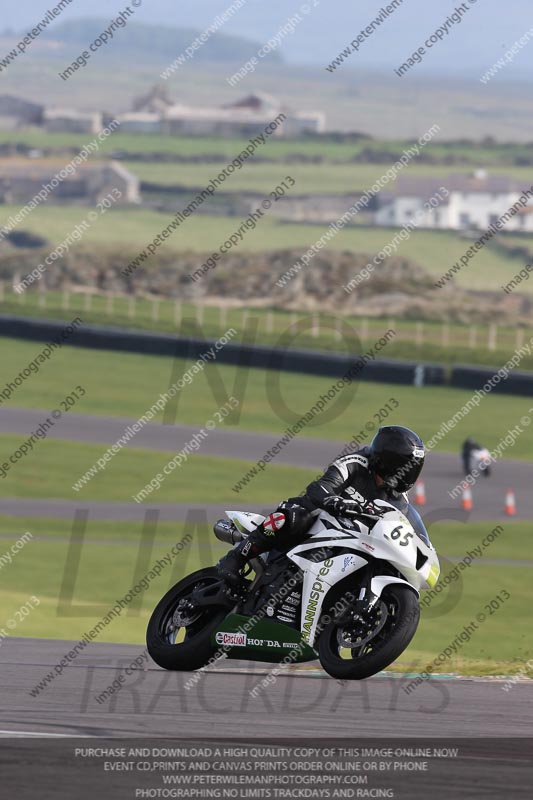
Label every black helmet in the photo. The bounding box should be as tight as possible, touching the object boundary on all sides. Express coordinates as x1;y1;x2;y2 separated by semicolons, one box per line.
369;425;425;493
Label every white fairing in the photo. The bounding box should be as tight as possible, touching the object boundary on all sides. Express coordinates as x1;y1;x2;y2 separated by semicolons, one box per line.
471;448;492;472
225;502;440;648
287;501;438;646
226;510;266;533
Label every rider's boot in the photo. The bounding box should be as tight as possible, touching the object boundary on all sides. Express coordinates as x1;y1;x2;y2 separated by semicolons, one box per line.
217;525;275;587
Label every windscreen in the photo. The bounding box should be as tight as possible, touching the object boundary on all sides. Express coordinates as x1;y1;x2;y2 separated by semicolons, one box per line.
386;497;431;545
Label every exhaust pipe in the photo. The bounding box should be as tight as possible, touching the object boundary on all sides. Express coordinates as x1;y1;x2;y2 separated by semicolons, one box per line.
213;519;243;545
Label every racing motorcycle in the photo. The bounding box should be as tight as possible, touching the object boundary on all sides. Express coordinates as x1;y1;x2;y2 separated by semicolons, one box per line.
470;447;492;477
147;500;440;680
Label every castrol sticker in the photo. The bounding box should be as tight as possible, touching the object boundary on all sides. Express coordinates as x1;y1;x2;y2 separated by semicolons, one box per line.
215;632;247;646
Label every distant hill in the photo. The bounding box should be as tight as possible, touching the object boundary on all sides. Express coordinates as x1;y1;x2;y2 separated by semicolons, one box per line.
5;0;533;78
36;18;282;65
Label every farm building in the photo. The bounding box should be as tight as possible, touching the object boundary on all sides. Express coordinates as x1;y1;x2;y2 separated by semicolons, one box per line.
0;95;44;127
376;171;533;231
130;88;325;137
0;160;140;205
43;109;104;135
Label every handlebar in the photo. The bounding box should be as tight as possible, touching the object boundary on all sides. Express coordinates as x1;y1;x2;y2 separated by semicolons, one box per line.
343;504;384;520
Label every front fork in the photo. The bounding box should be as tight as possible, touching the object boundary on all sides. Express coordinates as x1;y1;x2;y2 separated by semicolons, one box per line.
332;565;375;628
335;563;397;627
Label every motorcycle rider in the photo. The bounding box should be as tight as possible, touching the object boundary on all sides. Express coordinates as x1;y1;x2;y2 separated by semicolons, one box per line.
462;436;492;478
461;436;482;476
217;425;427;587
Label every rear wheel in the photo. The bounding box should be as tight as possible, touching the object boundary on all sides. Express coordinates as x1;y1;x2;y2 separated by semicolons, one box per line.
146;567;228;671
317;584;419;680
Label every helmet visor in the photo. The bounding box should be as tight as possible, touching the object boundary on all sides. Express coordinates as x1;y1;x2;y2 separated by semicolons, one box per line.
375;451;424;492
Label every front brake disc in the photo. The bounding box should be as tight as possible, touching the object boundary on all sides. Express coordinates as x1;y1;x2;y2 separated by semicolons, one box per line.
172;599;201;628
336;600;388;649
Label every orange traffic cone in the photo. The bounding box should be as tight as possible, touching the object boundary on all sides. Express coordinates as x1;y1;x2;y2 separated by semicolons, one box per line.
461;483;473;511
505;489;516;516
414;480;426;506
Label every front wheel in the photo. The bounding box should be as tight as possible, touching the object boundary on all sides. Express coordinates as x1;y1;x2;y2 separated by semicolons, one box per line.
317;584;419;680
146;567;228;671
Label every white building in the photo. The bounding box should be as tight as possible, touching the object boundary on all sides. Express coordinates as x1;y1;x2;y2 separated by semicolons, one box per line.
375;171;533;232
44;109;103;135
129;90;325;138
117;112;163;134
0;95;43;127
161;102;277;137
0;159;140;205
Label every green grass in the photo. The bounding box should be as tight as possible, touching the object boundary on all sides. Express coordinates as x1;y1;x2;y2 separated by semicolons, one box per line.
131;160;392;192
1;338;532;458
0;436;313;504
393;521;533;677
2;128;533;165
429;521;528;562
0;516;531;675
126;159;533;194
397;522;533;675
2;289;532;369
0;516;226;643
3;200;532;291
405;564;532;676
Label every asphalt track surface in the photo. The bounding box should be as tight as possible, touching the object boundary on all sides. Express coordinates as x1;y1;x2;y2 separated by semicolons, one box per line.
1;637;531;739
1;407;532;522
2;411;532;795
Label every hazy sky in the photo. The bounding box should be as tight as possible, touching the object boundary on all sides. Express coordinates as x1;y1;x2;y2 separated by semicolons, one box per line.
4;0;533;79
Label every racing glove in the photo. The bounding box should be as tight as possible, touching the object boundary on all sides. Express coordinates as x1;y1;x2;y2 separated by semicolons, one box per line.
323;495;362;517
277;500;310;529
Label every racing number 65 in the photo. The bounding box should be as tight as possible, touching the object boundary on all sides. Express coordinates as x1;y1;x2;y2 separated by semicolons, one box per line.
390;525;414;546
